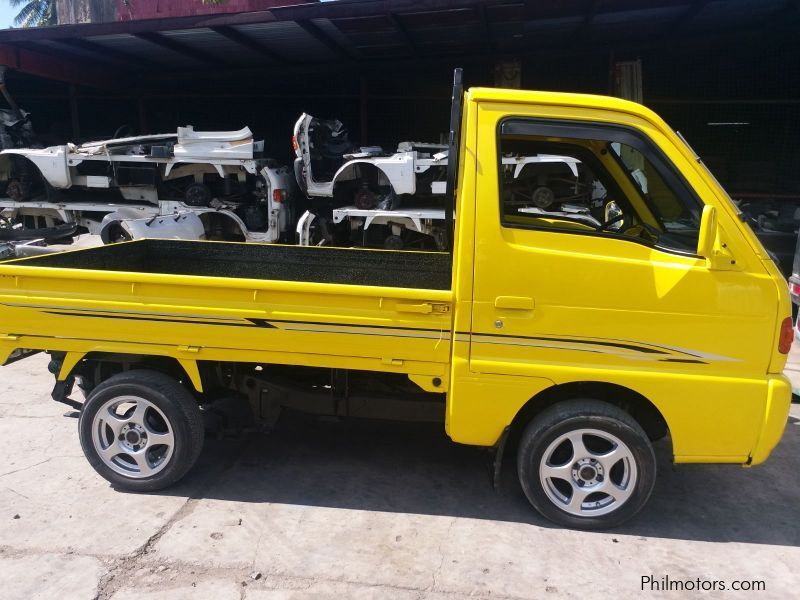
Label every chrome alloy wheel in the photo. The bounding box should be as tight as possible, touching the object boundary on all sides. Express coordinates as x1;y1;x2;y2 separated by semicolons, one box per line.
91;395;175;479
539;428;637;517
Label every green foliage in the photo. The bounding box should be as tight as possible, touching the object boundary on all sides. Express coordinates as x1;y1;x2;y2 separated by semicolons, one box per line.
10;0;56;27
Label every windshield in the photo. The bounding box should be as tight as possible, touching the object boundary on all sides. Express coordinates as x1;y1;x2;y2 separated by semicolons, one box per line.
675;130;744;218
608;142;701;236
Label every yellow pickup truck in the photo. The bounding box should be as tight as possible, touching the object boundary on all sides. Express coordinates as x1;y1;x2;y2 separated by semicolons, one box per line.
0;72;792;529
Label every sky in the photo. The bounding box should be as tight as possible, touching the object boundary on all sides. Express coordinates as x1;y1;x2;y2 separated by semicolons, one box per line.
0;3;18;30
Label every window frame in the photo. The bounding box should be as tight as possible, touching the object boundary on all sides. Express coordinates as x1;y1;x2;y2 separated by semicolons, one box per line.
496;117;705;257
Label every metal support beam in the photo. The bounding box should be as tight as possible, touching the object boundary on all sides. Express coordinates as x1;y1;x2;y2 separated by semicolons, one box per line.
138;19;799;84
0;43;119;90
53;38;159;70
387;14;417;56
297;19;354;60
574;0;601;38
135;31;229;66
211;25;293;64
669;0;710;33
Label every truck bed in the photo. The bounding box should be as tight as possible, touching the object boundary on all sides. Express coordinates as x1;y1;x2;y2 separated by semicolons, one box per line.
10;239;452;290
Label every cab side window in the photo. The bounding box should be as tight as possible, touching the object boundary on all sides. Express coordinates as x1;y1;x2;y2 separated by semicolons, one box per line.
498;121;703;255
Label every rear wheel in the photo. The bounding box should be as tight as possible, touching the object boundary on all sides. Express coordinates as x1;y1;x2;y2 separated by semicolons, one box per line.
517;399;656;529
78;370;204;492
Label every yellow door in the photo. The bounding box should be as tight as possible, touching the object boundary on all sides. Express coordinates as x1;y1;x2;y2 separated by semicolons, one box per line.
468;101;779;460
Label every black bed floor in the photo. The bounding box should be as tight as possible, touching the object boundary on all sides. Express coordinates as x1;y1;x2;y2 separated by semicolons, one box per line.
12;239;453;291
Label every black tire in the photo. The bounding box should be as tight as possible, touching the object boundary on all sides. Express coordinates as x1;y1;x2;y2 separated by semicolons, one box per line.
184;182;212;207
6;179;31;202
78;370;204;492
100;222;132;244
517;399;656;530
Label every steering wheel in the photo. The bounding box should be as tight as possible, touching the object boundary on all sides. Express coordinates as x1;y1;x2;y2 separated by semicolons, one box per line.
112;124;133;139
597;212;627;232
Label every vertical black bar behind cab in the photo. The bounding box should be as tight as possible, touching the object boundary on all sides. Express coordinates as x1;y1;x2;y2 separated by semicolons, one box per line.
445;68;464;252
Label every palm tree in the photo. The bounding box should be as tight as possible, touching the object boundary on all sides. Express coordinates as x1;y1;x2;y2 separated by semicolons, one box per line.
10;0;56;28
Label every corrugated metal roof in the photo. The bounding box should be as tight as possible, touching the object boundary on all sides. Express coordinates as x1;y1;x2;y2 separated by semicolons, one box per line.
235;21;334;62
0;0;795;87
87;33;200;68
163;28;258;61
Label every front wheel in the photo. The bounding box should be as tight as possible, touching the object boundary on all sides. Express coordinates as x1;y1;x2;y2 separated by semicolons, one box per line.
517;399;656;529
78;370;204;492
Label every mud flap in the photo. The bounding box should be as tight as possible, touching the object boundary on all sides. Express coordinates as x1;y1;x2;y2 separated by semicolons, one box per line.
51;377;83;411
488;426;510;490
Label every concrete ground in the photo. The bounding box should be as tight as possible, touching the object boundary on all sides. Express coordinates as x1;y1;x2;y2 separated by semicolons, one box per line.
0;350;799;599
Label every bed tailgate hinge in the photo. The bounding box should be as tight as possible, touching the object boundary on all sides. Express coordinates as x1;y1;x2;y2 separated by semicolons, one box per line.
395;302;450;315
178;345;201;354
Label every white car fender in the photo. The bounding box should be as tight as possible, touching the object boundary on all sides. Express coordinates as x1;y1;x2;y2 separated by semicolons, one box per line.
1;146;72;188
331;154;417;196
120;212;206;241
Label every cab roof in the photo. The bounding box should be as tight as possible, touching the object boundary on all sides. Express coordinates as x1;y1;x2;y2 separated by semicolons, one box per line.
467;87;664;125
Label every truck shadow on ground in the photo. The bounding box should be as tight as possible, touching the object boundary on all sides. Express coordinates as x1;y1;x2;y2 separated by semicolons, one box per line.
160;411;800;547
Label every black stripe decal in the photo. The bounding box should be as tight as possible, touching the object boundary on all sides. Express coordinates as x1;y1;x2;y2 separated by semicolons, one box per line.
461;331;668;355
659;358;707;364
40;311;440;335
3;302;246;321
473;339;606;355
265;318;445;333
43;311;276;329
33;308;704;362
39;310;443;334
245;319;278;328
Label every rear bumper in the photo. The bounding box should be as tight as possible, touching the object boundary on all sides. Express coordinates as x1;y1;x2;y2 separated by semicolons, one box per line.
749;374;792;465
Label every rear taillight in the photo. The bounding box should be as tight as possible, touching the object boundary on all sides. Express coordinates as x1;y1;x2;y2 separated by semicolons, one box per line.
292;136;298;152
272;189;286;203
779;316;793;354
790;282;800;297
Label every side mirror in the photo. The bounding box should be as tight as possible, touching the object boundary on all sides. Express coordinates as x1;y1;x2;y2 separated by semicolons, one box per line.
697;205;717;258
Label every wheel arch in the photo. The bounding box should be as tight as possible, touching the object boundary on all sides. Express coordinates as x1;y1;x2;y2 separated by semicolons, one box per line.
98;213;128;244
509;380;669;444
332;160;407;196
54;351;203;395
1;149;70;189
198;210;248;241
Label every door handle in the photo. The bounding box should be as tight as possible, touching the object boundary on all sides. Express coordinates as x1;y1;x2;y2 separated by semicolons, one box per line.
494;296;534;311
